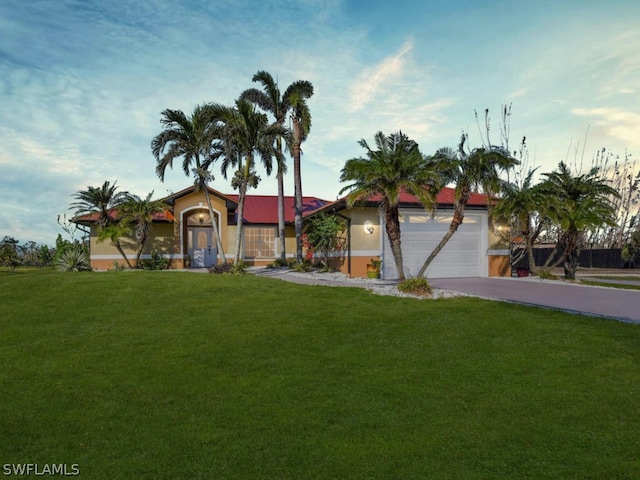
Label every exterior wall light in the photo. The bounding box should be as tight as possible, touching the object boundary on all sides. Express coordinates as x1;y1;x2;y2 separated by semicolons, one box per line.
198;213;204;224
364;220;374;234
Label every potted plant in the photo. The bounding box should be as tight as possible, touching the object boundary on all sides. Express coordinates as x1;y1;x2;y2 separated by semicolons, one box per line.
366;258;382;279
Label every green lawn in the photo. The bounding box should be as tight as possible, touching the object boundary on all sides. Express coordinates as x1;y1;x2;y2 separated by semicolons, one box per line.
582;279;640;291
1;271;639;479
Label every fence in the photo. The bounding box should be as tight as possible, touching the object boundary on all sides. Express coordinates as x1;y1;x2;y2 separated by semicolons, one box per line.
512;248;634;270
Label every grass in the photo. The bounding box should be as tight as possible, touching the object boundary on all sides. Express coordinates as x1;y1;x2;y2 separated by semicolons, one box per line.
1;270;639;479
581;279;640;291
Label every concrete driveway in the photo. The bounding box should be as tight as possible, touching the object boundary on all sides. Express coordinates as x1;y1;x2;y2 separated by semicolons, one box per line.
429;277;640;323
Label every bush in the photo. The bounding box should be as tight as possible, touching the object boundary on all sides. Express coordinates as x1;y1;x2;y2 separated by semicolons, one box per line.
289;260;314;272
397;277;432;297
536;269;557;280
267;258;288;268
139;252;170;270
56;245;91;272
209;260;247;275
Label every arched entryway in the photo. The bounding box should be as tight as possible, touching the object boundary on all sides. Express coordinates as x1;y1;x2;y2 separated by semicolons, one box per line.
185;210;218;268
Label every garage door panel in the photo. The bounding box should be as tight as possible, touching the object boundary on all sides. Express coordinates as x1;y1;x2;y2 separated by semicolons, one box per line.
382;211;485;279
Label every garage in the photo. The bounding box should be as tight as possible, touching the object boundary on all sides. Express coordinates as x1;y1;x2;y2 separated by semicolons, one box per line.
382;210;488;279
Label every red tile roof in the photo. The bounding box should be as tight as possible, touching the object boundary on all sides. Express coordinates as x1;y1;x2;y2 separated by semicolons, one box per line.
225;195;330;224
73;187;488;226
74;209;175;224
346;186;490;206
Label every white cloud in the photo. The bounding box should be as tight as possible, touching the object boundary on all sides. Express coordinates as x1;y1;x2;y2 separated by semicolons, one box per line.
348;39;414;112
572;107;640;149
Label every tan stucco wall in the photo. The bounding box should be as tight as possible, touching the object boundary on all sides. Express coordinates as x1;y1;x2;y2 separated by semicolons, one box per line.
488;255;511;277
173;191;231;259
88;223;177;269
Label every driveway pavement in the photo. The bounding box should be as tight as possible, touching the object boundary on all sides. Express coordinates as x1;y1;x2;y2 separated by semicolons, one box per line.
429;277;640;323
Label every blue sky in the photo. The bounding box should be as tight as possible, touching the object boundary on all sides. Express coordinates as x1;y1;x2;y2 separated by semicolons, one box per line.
1;0;639;245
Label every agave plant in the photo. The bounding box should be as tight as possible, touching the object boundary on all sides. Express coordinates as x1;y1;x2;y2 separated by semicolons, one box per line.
56;244;91;272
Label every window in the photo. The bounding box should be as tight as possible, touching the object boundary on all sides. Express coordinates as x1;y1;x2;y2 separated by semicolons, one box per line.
244;227;276;258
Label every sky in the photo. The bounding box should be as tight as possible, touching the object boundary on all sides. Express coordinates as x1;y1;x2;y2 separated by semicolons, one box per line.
1;0;639;245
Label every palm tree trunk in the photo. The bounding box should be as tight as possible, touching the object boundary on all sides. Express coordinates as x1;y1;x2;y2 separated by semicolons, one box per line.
293;119;304;263
277;171;286;262
417;203;465;278
384;205;405;281
135;235;145;268
114;240;133;269
202;187;227;264
234;179;248;265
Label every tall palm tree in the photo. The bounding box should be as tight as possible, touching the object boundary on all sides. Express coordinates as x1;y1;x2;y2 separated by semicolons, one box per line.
538;161;619;279
119;191;169;267
210;99;287;264
339;131;442;281
70;180;133;268
240;71;303;262
151;104;227;263
286;83;314;263
417;134;518;278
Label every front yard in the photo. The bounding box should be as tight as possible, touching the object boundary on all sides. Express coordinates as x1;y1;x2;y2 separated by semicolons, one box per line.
1;270;639;479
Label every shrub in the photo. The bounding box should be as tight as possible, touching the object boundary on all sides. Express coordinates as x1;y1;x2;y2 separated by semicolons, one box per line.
290;260;314;272
267;258;288;268
56;245;91;272
209;260;247;275
112;260;125;271
397;277;432;297
139;252;170;270
537;269;557;280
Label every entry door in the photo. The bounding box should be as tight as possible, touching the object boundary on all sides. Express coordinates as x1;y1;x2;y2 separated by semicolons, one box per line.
191;228;216;268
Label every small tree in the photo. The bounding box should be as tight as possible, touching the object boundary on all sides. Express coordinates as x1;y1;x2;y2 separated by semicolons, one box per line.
0;236;20;271
304;213;346;269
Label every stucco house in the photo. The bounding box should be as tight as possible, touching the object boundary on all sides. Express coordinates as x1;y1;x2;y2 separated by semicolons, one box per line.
74;185;510;278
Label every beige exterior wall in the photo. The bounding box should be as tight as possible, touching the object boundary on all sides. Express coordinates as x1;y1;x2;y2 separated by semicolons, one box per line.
88;222;177;270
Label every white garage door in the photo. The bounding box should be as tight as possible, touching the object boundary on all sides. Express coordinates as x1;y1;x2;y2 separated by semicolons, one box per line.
382;211;487;279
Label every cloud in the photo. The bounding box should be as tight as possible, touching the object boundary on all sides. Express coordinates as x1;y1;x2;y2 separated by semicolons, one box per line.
571;107;640;148
348;39;414;112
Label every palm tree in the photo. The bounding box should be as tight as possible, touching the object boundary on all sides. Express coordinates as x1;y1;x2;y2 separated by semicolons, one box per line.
417;134;518;278
70;180;133;268
492;168;545;274
240;71;308;262
210;99;287;264
538;161;619;279
151;104;227;263
339;131;442;281
286;82;314;263
119;191;169;267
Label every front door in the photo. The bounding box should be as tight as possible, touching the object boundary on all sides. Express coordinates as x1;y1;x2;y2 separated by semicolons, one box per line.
190;228;216;268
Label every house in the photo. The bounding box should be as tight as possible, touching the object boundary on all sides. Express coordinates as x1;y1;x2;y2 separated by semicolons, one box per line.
74;185;510;278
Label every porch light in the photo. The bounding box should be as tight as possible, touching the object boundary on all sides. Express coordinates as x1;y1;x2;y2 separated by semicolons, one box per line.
364;220;374;234
198;213;204;224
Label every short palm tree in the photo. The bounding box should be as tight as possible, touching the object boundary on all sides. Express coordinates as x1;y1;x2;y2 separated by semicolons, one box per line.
417;134;519;277
210;99;287;264
492;168;546;273
538;161;619;279
340;131;442;281
151;104;227;263
240;71;309;262
70;180;132;268
119;192;169;267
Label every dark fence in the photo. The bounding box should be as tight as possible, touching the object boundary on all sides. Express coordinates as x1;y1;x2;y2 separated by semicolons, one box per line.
513;248;634;269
